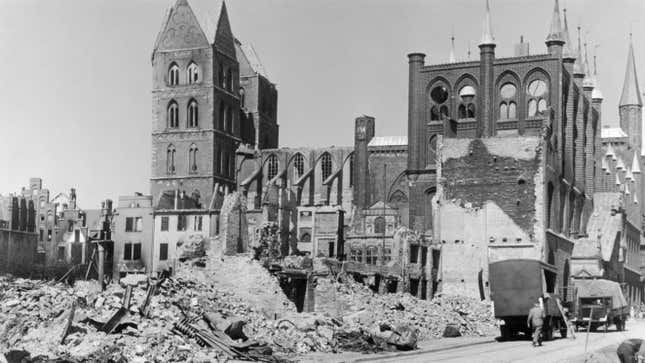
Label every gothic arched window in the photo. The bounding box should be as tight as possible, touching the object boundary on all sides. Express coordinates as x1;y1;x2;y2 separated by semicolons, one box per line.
168;63;179;86
429;84;450;121
189;144;198;174
167;144;176;175
187;62;199;84
187;99;198;128
226;69;233;92
167;101;179;128
527;79;549;117
499;83;518;120
267;154;279;180
321;153;332;181
293;153;304;177
458;85;476;119
239;88;246;108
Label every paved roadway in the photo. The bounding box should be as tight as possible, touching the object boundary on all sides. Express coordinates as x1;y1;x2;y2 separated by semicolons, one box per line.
368;320;645;363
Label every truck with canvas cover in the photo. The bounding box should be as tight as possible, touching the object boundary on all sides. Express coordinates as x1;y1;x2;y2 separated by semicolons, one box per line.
571;279;628;332
489;259;567;340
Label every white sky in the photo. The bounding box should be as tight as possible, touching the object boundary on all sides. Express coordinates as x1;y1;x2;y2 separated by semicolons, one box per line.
0;0;643;208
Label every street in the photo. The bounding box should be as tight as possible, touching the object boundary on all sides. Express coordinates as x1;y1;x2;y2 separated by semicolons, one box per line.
370;320;645;363
302;319;645;363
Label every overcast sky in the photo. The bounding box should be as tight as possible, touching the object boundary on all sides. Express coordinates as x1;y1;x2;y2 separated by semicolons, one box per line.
0;0;643;208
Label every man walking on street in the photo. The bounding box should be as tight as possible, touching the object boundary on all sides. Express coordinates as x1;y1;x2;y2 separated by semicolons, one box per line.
527;300;545;347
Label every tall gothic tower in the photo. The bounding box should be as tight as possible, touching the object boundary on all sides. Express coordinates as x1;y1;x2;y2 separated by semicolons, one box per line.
150;0;242;207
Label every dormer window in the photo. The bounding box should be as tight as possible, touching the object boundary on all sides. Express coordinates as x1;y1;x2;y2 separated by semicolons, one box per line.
168;63;179;86
187;62;199;84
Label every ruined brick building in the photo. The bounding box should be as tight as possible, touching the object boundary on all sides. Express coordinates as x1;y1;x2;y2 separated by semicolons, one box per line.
142;0;645;303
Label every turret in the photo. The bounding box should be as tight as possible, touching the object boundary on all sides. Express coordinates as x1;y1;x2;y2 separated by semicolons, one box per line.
354;116;375;209
478;0;496;137
449;35;456;63
407;52;426;170
618;35;643;150
572;27;585;79
582;43;594;97
561;9;576;62
545;0;564;57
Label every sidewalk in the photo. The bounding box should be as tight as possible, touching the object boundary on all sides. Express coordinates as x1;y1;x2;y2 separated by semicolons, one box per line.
300;335;495;363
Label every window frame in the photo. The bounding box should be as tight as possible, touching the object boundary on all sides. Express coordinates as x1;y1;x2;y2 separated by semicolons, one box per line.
187;99;198;128
168;63;179;86
267;154;279;180
321;153;332;181
187;62;199;84
167;101;179;129
160;216;169;232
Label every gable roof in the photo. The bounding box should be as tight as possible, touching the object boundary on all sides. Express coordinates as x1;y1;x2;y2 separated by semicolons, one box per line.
235;40;268;78
153;0;210;55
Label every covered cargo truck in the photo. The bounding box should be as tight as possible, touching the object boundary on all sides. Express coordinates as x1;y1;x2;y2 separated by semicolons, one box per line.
489;259;567;340
571;279;629;332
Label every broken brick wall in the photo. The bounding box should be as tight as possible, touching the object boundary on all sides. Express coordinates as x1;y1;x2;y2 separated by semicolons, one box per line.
0;229;37;276
219;192;249;255
437;136;545;298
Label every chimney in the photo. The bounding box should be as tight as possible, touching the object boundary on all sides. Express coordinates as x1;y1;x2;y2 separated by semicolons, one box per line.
514;36;530;57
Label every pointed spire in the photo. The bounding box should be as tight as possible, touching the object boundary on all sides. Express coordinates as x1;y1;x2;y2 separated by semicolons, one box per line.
545;0;564;44
152;0;209;55
634;190;639;205
632;152;641;173
592;46;604;100
625;183;631;195
562;9;575;59
583;41;595;89
573;26;585;76
626;167;634;182
479;0;495;46
214;0;237;58
619;35;643;107
602;157;609;171
616;171;622;186
449;34;456;63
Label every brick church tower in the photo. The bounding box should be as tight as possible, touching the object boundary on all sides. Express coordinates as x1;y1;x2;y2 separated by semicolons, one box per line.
150;0;271;207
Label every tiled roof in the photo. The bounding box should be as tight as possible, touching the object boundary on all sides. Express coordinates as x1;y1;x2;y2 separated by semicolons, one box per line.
601;127;627;139
368;136;408;147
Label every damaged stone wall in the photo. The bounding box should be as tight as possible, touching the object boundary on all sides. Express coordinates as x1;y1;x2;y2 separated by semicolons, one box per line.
0;229;37;276
219;192;249;255
437;136;544;298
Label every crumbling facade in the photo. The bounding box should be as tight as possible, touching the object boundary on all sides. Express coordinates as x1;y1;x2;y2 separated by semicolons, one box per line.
0;194;37;276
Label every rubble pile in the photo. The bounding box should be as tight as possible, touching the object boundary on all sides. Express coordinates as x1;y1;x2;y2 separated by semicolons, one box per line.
314;276;498;340
0;253;497;361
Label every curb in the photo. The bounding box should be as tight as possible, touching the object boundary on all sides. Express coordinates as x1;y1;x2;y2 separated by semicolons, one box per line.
351;338;495;362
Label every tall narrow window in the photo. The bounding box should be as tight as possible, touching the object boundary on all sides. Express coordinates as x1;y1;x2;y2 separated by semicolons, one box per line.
168;63;179;86
349;155;354;186
267;154;279;180
167;144;176;174
219;64;225;88
219;103;225;130
226;69;233;91
187;62;199;84
527;79;549;117
374;216;386;234
167;101;179;128
222;151;229;177
293;153;305;178
187;99;198;128
458;85;476;119
321;153;332;181
499;83;518;120
239;88;245;108
189;144;198;174
429;85;450;121
226;106;233;133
